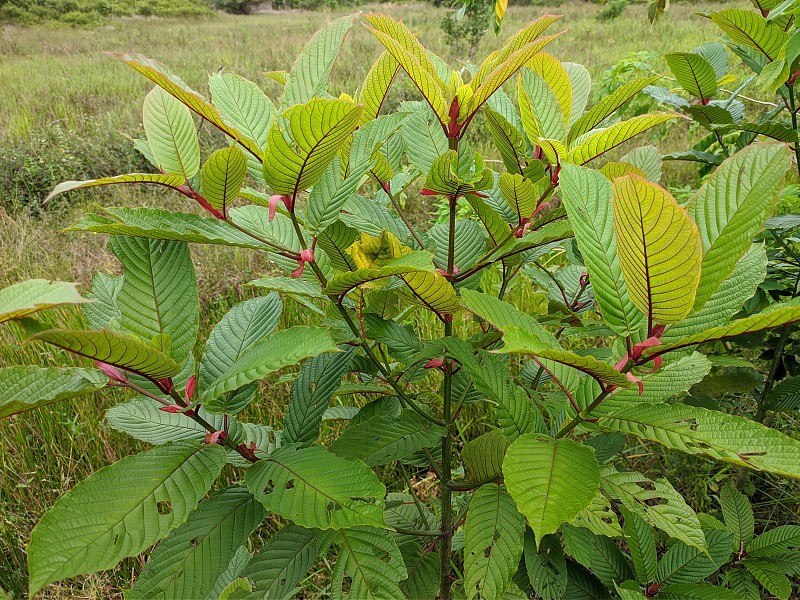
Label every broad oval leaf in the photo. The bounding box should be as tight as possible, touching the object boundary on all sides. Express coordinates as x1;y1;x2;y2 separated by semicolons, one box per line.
143;86;200;179
464;484;525;600
0;366;105;419
331;526;407;598
710;8;788;60
612;174;702;325
665;53;718;102
27;441;226;596
503;434;600;545
246;444;387;529
200;145;248;216
462;429;510;483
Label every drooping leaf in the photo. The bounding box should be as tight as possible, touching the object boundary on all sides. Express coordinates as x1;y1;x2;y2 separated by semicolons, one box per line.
109;236;198;364
246;444;386;529
330;409;445;466
27;441;226;596
503;434;600;545
281;14;356;109
599;403;800;478
238;524;322;599
612;174;702;325
621;508;658;586
29;328;181;380
0;366;105;418
721;482;755;553
559;164;644;336
199;294;283;414
129;487;266;599
331;526;407;599
143;86;200;179
601;468;706;552
743;559;791;600
665;53;718;102
200;327;337;404
263;98;362;196
657;583;745;600
200;145;248;216
687;143;790;309
572;490;623;538
461;429;509;483
44;173;186;203
464;484;525;600
0;279;89;325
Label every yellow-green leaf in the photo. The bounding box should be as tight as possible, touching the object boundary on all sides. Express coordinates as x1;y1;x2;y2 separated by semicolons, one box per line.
46;173;187;203
0;280;90;325
200;145;247;215
568;113;679;165
359;51;401;123
710;8;788;61
612;175;702;324
143;86;200;179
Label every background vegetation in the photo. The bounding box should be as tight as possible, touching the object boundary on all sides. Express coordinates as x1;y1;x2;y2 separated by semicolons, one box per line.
5;1;798;598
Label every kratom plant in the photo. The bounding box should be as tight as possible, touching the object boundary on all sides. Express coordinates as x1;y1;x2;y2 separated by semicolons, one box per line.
5;11;800;600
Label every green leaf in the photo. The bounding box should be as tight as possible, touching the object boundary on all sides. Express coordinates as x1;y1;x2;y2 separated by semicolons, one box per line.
109;236;198;364
461;429;509;483
744;559;791;600
747;525;800;557
306;159;367;234
27;441;226;596
657;583;746;600
601;468;706;552
84;273;122;329
29;328;181;380
200;145;247;216
45;173;187;202
360;51;401;122
665;53;718;102
599;403;800;478
284;348;355;446
400;542;440;600
664;244;767;343
331;526;407;599
572;490;623;538
0;279;89;325
130;487;266;599
484;106;527;174
568;113;679;165
647;298;800;359
464;484;525;600
143;86;200;179
199;294;283;414
562;524;634;589
281;14;356;109
200;326;337;404
67;207;269;251
499;172;539;221
567;76;661;145
710;9;788;60
238;524;322;599
612;174;702;324
657;529;733;586
114;53;262;159
459;289;559;346
400;102;448;175
621;508;658;586
364;14;449;124
687;143;790;309
263;98;362;196
766;375;800;411
423;150;493;198
503;434;600;545
246;444;386;529
518;67;567;144
720;483;754;558
107;396;209;444
524;531;567;600
330;409;445;466
0;366;105;418
559;164;644;336
622;145;662;183
209;72;273;153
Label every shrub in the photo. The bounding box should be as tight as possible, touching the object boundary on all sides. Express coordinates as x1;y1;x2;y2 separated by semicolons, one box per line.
4;8;800;600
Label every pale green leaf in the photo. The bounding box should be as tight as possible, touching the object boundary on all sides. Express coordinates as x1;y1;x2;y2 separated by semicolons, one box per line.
0;366;105;418
0;279;89;325
143;86;200;179
200;145;248;215
46;173;187;202
568;113;679;165
360;51;401;122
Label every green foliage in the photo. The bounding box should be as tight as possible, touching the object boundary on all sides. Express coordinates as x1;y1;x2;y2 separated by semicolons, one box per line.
6;9;800;600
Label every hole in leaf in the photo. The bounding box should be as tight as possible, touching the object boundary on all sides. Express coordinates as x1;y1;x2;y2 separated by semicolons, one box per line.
190;537;200;547
484;546;493;558
285;478;296;490
157;501;172;515
263;479;275;495
635;480;656;492
342;576;353;594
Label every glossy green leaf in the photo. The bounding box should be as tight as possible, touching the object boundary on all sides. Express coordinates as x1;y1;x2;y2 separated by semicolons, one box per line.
27;441;226;596
710;9;788;60
200;145;247;215
503;435;600;545
612;175;702;324
666;53;718;102
246;444;386;530
143;86;200;179
568;113;679;165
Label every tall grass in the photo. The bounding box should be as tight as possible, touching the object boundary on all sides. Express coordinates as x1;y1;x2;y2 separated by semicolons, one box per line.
0;2;758;597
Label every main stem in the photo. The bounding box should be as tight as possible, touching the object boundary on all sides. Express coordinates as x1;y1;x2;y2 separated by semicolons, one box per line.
439;137;459;599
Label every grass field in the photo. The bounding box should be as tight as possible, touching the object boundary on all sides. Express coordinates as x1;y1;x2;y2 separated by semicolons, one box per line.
0;1;775;597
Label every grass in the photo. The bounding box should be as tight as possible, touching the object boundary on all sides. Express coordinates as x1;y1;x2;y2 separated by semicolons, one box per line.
3;1;794;598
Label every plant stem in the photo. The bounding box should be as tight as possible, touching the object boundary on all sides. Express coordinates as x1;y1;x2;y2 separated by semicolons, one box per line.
399;463;431;529
439;191;457;600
